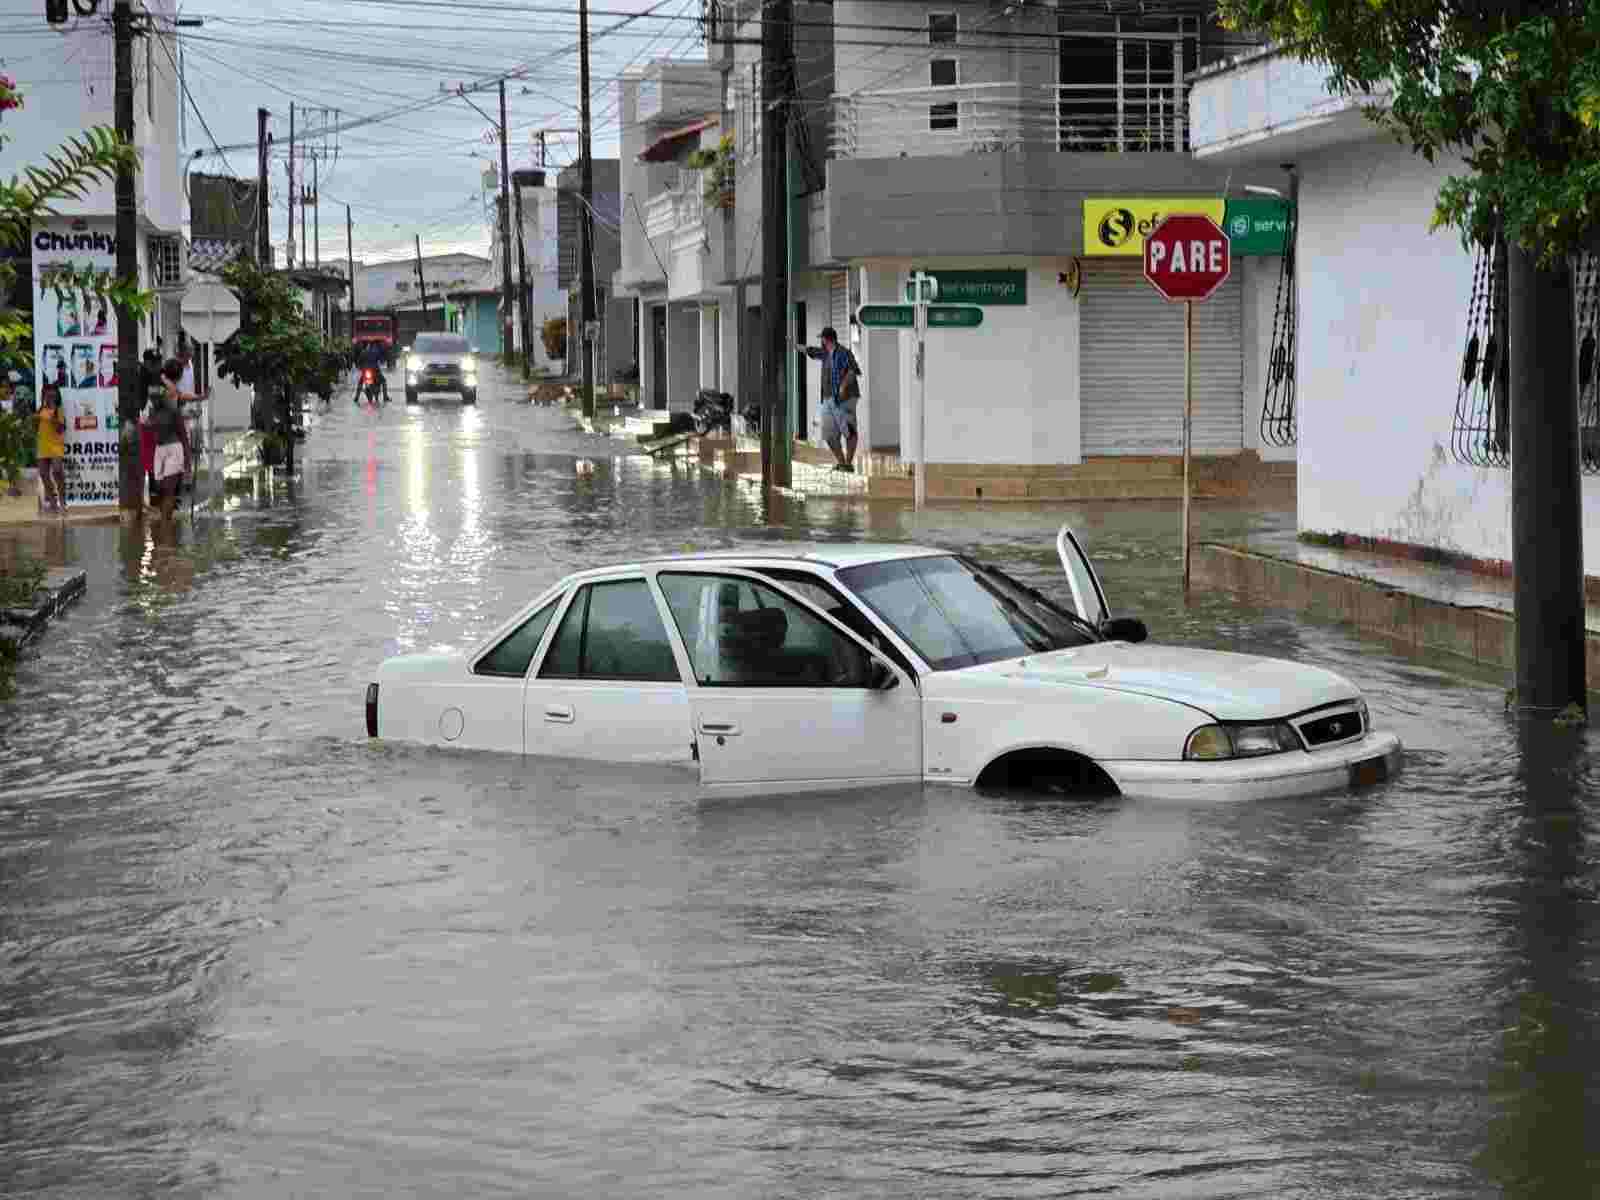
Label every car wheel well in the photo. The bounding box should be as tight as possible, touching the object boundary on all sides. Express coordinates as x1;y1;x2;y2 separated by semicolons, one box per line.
975;748;1119;798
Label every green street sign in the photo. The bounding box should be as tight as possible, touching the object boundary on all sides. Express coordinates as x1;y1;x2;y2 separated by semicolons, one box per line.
858;304;914;328
927;304;983;328
1223;196;1292;256
910;268;1027;305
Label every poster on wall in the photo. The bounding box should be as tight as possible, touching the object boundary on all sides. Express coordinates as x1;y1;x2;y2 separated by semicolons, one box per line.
31;218;124;507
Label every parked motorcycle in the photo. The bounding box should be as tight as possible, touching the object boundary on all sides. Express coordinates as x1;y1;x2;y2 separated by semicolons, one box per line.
692;389;763;437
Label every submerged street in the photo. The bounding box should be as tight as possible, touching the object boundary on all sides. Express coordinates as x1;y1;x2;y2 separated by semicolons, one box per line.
2;373;1597;1197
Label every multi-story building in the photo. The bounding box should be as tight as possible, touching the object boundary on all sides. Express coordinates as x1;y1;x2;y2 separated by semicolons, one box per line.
1189;45;1600;575
5;1;186;503
556;159;630;386
618;3;1301;495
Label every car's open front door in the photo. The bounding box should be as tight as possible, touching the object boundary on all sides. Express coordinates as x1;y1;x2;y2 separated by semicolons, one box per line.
1056;524;1111;628
651;568;922;793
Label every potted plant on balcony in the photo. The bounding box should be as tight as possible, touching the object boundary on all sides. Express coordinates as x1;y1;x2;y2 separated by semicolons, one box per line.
686;135;735;212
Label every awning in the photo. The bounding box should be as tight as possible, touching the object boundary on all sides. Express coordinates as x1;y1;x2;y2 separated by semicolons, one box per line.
638;115;719;163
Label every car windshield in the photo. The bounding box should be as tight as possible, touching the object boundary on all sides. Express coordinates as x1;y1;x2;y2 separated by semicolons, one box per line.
355;319;388;332
413;334;468;355
836;555;1097;671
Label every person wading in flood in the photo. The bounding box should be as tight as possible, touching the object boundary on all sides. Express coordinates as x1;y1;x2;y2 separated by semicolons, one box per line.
149;359;203;522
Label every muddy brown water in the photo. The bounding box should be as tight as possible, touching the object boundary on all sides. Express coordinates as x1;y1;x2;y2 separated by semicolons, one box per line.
1;383;1595;1197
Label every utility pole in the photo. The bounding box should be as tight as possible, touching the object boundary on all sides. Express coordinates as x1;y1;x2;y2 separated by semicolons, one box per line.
256;107;270;264
287;101;296;269
759;0;793;488
1509;254;1588;713
498;80;515;364
114;0;141;514
312;153;320;270
346;205;355;339
579;0;597;418
415;234;430;329
512;170;533;380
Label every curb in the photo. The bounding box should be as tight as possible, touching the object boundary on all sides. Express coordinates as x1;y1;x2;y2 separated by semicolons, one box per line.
1;568;87;650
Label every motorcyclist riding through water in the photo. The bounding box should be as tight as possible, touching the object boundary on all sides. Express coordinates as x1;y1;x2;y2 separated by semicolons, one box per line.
352;340;390;406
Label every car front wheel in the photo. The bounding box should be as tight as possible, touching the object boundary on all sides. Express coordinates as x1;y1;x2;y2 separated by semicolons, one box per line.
405;389;419;405
461;389;477;405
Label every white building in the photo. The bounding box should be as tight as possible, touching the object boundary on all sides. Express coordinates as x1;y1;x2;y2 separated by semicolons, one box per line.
1190;46;1600;574
615;7;1294;496
352;253;488;314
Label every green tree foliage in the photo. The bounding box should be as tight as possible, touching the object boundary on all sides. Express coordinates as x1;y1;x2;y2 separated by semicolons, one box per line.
1217;0;1600;263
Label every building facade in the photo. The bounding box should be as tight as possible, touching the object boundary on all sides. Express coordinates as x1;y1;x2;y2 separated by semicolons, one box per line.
1189;46;1600;574
616;3;1294;490
6;1;186;503
557;159;630;386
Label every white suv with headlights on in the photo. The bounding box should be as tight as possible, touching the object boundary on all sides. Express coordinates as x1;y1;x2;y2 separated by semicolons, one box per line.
404;332;479;405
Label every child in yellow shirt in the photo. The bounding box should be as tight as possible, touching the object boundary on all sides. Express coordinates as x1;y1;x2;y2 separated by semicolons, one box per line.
36;384;66;514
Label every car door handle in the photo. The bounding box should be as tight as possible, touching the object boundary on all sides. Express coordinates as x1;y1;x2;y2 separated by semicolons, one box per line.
543;704;574;724
699;720;740;736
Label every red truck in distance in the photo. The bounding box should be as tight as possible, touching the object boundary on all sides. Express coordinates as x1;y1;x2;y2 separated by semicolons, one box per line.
352;313;399;367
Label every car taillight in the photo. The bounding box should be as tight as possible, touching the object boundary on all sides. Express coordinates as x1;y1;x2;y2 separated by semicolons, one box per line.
365;682;379;737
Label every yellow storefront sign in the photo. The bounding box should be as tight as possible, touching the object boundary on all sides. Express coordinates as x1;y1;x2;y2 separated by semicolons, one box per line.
1082;197;1226;257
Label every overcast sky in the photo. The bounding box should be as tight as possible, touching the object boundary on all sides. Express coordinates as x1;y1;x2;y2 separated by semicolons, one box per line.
5;0;712;265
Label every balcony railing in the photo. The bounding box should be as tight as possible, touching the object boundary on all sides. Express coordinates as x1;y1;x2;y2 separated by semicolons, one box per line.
830;81;1188;160
643;172;706;240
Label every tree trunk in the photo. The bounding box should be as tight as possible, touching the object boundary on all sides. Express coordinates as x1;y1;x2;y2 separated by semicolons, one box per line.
1508;247;1587;714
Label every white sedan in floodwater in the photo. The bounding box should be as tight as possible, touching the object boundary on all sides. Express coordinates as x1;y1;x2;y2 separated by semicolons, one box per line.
365;527;1402;799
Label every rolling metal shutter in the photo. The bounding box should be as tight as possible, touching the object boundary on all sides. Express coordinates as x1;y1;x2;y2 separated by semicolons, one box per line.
829;271;848;332
1079;262;1243;455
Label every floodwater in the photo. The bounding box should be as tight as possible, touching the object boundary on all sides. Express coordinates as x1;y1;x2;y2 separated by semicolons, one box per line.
1;371;1596;1198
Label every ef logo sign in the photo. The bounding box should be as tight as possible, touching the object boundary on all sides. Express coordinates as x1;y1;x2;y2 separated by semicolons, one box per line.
1097;208;1135;250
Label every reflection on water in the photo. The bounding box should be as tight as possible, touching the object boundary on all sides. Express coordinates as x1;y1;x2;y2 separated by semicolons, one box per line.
0;394;1595;1197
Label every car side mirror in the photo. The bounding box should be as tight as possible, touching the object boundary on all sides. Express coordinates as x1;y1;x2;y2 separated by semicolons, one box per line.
1100;616;1148;644
869;660;899;691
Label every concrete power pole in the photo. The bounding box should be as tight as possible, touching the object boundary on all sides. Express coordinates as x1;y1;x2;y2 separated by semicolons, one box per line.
114;0;142;513
512;170;533;380
759;0;794;488
256;107;270;264
579;0;597;418
287;102;295;269
498;80;515;363
415;235;430;329
346;205;355;339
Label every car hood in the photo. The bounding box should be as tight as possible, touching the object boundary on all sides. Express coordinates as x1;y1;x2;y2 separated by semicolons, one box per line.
958;642;1359;720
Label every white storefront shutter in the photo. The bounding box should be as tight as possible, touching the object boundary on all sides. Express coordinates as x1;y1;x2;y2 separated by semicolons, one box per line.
1079;261;1244;455
829;271;848;333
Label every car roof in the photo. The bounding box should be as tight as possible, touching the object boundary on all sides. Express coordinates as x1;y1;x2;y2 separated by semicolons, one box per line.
565;543;949;580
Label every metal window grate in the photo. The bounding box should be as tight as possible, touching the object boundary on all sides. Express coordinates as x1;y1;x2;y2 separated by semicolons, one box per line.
150;236;185;290
1259;204;1297;447
1576;255;1600;474
1450;232;1509;469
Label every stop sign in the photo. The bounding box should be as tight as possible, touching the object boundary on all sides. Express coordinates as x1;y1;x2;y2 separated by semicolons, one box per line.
1143;213;1231;302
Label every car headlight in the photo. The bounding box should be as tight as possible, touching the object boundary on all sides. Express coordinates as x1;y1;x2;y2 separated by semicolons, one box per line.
406;354;421;371
463;372;478;385
1184;722;1301;761
461;355;476;372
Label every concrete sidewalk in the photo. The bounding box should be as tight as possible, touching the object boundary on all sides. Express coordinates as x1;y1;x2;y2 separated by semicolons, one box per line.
1194;533;1600;694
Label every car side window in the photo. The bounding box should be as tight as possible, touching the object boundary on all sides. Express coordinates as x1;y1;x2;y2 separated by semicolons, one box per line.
657;572;876;688
538;580;680;682
753;568;918;681
473;598;559;677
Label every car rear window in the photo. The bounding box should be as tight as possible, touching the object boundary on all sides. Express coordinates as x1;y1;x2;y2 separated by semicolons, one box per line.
414;334;469;354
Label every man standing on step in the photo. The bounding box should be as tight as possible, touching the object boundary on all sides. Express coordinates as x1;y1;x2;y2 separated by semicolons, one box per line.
805;326;861;473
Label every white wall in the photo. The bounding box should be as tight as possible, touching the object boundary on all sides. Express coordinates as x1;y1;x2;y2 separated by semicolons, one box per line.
859;264;901;449
354;255;487;310
873;257;1080;466
1296;136;1600;568
4;5;183;233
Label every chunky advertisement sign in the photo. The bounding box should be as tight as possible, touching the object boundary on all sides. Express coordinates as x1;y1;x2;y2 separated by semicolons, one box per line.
31;218;123;507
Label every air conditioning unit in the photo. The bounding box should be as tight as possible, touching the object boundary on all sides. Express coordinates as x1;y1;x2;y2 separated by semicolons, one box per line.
149;235;186;291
